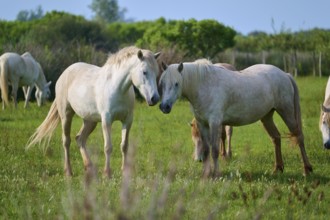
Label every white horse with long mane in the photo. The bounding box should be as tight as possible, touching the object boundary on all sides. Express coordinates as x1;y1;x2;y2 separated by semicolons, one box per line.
0;52;51;109
27;46;160;177
320;76;330;149
159;62;313;178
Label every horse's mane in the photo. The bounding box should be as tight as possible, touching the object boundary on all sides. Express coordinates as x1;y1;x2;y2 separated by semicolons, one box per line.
181;62;216;89
105;46;159;76
194;58;212;65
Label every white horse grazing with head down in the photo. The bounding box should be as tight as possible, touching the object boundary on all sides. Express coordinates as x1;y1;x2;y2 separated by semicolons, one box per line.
0;52;51;109
159;62;313;178
320;77;330;149
27;46;160;177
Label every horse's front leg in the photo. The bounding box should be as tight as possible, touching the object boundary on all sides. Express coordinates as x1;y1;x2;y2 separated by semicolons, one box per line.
197;122;211;178
22;86;28;99
101;115;113;178
23;85;33;108
210;122;222;178
121;116;133;172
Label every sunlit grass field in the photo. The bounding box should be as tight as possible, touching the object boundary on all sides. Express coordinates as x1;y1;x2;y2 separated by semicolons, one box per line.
0;76;329;219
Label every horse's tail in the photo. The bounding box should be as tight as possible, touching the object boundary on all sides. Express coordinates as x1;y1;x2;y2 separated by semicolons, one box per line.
0;59;10;107
288;74;304;144
26;101;60;149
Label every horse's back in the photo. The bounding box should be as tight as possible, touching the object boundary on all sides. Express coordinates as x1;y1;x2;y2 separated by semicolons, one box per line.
208;64;294;125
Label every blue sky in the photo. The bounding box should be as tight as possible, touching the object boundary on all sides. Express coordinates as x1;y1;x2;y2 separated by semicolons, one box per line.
0;0;329;35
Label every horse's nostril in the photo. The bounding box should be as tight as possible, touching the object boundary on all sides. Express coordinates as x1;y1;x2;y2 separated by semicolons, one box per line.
324;142;330;149
151;95;159;104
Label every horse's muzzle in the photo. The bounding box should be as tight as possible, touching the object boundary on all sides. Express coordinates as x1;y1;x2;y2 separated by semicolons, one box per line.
159;103;172;114
147;94;160;106
324;141;330;150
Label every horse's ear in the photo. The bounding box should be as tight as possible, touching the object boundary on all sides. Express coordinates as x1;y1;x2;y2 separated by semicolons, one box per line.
154;52;161;59
137;50;144;60
161;62;168;71
178;62;184;73
46;81;52;87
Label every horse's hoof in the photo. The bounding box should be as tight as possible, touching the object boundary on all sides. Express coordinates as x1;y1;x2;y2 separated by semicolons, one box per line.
65;169;73;177
103;169;112;179
273;165;284;174
304;165;313;176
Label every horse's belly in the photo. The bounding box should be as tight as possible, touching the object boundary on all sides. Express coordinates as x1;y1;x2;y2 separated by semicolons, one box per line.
223;104;273;126
73;105;101;121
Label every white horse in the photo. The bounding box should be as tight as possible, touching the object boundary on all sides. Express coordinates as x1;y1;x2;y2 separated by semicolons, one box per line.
159;62;313;178
189;59;236;158
27;46;160;177
320;76;330;149
0;52;51;109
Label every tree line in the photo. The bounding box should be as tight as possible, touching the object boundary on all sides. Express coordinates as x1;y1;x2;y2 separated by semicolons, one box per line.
0;10;329;96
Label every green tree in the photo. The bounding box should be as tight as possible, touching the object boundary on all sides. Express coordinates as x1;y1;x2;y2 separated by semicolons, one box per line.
16;5;44;21
89;0;126;23
137;18;236;59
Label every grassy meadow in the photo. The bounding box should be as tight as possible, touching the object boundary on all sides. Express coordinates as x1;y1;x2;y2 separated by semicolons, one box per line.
0;76;329;219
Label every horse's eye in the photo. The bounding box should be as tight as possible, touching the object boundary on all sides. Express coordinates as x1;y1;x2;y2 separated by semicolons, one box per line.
175;82;179;87
143;71;147;76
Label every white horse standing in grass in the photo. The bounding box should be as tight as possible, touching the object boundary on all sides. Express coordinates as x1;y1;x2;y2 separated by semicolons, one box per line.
159;62;313;178
0;52;51;109
320;76;330;149
189;59;236;158
27;46;160;177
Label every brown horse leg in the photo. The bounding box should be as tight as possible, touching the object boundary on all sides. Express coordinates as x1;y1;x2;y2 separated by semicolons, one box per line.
278;110;313;175
76;120;97;175
61;111;75;176
261;111;284;173
220;126;226;158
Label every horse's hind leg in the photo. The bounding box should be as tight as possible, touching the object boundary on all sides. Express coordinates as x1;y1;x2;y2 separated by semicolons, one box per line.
220;126;227;158
277;109;313;175
225;125;233;158
261;111;284;173
61;110;75;176
76;120;97;174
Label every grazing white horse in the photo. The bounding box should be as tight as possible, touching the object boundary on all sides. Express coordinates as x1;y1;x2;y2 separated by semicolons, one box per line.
320;76;330;149
0;52;51;109
27;46;161;177
159;62;313;178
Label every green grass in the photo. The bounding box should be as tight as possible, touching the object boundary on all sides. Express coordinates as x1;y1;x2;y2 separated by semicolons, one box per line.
0;76;330;219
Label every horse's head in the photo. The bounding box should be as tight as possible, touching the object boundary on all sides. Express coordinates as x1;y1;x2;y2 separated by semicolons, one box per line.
320;105;330;149
131;50;161;106
36;81;51;106
159;62;184;114
190;118;205;162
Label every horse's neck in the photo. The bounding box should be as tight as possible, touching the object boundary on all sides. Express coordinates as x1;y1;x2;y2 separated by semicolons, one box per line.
181;73;200;105
103;63;133;93
34;70;46;90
